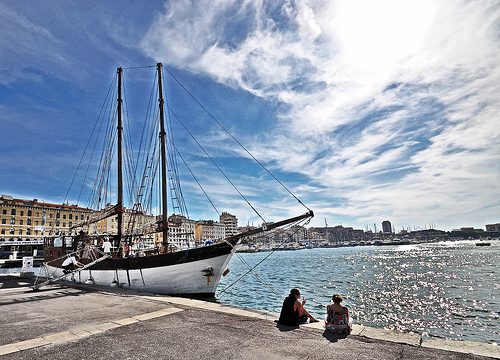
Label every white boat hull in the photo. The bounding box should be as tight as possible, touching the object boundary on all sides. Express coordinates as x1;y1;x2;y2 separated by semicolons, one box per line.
47;252;234;296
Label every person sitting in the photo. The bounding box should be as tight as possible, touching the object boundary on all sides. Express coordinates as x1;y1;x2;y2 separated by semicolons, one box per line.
278;288;319;325
325;293;351;334
61;255;83;273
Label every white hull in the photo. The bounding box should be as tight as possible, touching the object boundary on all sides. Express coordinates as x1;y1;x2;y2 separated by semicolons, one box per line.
47;252;234;296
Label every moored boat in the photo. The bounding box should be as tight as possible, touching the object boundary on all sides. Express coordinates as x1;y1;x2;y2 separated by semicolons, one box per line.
34;63;313;295
0;240;44;268
475;241;491;246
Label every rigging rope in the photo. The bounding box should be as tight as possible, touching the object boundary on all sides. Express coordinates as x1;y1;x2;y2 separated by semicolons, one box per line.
167;107;266;224
162;65;312;213
62;64;313;277
163;70;188;217
216;216;312;299
64;74;117;207
122;76;142;208
171;142;220;216
133;75;160;217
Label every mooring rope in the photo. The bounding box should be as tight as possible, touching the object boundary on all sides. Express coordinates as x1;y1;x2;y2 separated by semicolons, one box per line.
217;217;312;300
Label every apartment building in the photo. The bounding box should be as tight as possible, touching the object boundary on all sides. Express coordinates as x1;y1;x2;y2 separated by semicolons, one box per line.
155;214;196;248
0;194;92;242
195;220;226;243
93;204;157;247
220;212;238;236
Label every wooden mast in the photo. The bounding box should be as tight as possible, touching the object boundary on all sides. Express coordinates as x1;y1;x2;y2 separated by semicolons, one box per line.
157;63;169;249
116;67;124;245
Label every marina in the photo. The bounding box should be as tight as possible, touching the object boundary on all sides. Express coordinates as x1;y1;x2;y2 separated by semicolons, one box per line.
234;236;472;252
0;274;498;359
3;238;498;348
2;3;500;359
34;63;313;296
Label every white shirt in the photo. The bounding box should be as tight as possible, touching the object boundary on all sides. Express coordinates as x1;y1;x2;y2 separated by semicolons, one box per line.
103;241;112;253
62;256;77;267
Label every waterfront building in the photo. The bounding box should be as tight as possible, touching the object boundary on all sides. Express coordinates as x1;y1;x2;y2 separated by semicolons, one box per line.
1;194;157;250
155;214;196;248
409;229;448;241
485;223;500;232
0;194;92;242
93;203;156;247
195;220;226;243
236;225;261;244
0;194;93;258
454;227;484;233
283;225;309;244
309;225;367;243
220;212;238;236
382;220;392;234
237;225;258;233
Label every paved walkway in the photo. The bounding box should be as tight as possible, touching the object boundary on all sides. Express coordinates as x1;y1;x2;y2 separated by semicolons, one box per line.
0;275;498;359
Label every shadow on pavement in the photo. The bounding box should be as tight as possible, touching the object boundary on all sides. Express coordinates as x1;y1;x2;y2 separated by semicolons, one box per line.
275;322;300;332
0;275;35;289
322;330;348;343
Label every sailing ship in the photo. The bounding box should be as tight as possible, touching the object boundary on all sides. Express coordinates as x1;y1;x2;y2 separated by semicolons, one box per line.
34;63;313;296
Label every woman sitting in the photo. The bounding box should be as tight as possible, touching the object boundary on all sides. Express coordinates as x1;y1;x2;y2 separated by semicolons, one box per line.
325;293;351;334
278;288;319;325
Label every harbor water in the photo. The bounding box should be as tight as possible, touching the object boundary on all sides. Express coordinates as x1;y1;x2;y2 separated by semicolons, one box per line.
2;240;498;345
217;240;499;345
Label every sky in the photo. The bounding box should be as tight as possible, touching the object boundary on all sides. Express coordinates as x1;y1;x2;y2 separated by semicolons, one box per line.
1;0;499;232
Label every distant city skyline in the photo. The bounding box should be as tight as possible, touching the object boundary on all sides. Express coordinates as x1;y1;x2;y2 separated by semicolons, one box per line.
1;1;499;232
1;193;496;236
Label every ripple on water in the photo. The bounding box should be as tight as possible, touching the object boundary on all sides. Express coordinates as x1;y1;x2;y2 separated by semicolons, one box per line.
218;241;500;344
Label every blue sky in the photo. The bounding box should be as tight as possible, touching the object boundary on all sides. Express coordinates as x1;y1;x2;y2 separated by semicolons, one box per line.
1;0;499;232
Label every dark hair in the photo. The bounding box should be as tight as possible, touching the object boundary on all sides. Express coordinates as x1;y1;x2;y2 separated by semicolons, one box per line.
290;288;300;296
332;293;343;303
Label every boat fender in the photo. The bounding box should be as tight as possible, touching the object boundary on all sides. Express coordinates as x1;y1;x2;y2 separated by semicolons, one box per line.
202;266;214;277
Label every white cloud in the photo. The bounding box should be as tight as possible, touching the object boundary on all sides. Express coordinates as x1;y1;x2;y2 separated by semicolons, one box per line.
140;0;500;229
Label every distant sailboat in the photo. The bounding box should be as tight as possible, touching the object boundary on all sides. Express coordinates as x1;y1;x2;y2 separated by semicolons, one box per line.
34;63;313;296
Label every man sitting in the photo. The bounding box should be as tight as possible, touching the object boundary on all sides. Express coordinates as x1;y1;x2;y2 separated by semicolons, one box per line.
62;255;83;273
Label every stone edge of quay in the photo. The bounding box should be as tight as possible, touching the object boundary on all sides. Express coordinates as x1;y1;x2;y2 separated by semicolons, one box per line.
1;275;499;359
141;294;500;359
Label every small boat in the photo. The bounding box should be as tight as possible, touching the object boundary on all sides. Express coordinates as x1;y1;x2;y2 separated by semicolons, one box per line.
0;240;44;268
236;244;260;253
475;241;491;246
34;64;313;296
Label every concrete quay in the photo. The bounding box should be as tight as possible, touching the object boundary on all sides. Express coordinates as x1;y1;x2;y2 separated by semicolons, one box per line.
0;274;498;360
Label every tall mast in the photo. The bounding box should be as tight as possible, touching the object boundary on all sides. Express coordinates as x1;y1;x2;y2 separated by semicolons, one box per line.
157;63;169;248
117;67;124;242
